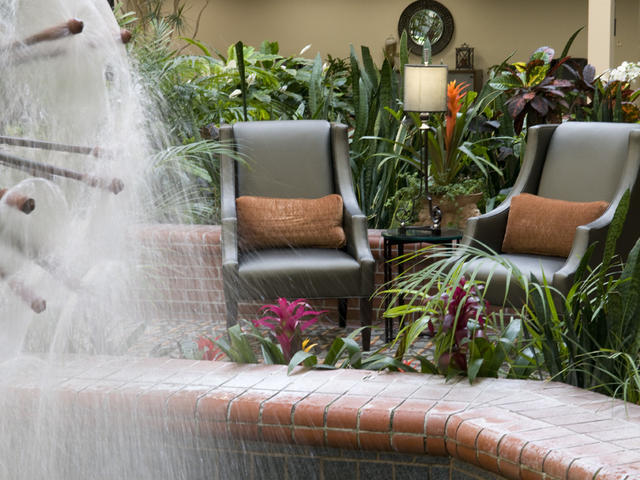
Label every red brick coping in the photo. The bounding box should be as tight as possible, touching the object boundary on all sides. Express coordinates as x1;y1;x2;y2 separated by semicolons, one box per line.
6;356;640;480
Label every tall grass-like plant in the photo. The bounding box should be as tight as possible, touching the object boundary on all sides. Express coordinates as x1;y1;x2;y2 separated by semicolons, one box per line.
348;33;416;228
525;190;640;403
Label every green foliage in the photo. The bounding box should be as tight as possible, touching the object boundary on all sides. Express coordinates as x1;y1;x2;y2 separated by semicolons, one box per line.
347;35;415;228
287;328;413;374
426;86;504;187
524;191;640;403
489;27;640;130
213;324;259;364
489;46;573;134
385;267;527;383
144;39;351;142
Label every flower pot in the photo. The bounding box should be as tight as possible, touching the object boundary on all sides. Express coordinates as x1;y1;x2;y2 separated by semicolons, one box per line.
418;192;482;229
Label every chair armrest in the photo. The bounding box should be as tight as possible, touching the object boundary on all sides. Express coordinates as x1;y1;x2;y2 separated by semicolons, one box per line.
462;202;510;252
220;125;238;270
330;123;375;268
463;124;559;253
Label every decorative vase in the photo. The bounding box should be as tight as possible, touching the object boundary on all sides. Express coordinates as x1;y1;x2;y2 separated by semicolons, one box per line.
418;192;482;230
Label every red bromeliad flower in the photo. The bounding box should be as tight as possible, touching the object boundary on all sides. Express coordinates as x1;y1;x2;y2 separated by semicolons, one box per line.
445;80;468;151
428;276;488;374
196;334;224;361
254;298;326;361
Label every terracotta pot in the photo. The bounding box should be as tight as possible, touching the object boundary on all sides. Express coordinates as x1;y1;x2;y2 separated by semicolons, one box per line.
418;192;482;230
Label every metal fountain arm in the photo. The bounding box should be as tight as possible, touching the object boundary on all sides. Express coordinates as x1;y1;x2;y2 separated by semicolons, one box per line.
1;18;131;64
0;150;124;195
3;19;84;51
0;135;102;157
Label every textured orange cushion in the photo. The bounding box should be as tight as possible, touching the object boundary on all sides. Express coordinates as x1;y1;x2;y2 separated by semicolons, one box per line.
502;193;609;257
236;194;346;249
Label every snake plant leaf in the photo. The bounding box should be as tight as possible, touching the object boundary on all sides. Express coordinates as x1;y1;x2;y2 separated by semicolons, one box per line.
234;41;248;121
379;59;393;112
560;26;584;59
361;45;379;90
602;189;629;273
399;30;408;78
309;52;323;118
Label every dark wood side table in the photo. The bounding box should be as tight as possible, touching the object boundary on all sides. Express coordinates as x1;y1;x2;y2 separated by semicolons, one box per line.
382;228;463;342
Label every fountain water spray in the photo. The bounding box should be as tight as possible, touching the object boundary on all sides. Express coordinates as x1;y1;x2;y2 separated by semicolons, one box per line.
0;2;227;478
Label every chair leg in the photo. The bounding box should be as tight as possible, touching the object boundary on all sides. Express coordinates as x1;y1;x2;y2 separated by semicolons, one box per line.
225;295;238;329
359;297;372;352
338;298;348;328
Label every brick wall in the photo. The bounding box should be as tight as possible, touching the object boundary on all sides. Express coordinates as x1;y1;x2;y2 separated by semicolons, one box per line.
135;225;426;325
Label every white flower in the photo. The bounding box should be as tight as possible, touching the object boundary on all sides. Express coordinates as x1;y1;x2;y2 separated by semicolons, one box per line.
608;61;640;82
246;73;257;86
229;89;242;98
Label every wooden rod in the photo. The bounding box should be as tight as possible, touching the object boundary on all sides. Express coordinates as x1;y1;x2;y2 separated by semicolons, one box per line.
0;270;46;314
120;29;132;44
20;18;84;47
0;188;35;214
0;151;124;195
7;277;46;313
0;135;100;157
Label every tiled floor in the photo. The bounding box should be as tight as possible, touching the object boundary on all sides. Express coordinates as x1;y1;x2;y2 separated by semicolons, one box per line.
2;354;640;479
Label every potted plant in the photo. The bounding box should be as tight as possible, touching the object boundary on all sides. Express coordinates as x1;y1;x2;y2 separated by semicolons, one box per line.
418;80;503;229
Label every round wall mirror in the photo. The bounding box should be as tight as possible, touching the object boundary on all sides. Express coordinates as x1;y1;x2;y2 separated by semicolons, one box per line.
398;0;454;57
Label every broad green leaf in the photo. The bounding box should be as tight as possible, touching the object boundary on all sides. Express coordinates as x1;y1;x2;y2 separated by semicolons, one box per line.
467;357;484;383
288;351;318;374
489;73;523;91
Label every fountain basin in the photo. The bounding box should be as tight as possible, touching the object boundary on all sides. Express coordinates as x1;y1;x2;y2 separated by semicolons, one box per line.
2;355;640;479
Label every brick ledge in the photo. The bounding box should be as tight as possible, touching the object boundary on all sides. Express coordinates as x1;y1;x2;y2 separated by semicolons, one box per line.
3;356;640;480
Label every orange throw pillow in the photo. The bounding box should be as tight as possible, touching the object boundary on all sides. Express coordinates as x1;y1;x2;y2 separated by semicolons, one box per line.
502;193;608;258
236;194;346;249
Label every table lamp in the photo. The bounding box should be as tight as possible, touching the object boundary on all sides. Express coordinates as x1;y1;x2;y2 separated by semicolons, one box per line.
403;63;448;234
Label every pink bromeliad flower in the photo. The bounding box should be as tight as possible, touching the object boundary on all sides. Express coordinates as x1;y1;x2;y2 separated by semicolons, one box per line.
254;298;326;362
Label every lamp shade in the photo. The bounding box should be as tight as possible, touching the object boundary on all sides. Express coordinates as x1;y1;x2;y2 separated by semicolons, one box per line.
403;64;448;113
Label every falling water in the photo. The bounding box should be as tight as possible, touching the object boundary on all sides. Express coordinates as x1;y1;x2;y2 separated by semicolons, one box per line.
0;0;154;355
0;1;200;477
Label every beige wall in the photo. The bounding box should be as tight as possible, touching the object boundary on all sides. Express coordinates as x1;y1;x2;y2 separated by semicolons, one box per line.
167;0;587;72
614;0;640;66
143;0;639;73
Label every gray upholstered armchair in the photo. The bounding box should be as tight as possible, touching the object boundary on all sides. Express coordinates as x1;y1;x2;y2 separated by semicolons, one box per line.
462;122;640;306
220;120;375;350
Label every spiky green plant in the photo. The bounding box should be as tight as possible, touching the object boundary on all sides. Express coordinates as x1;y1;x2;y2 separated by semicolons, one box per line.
525;190;640;403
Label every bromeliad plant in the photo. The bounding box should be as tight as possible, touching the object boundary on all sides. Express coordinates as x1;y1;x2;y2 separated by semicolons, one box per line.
387;272;525;382
254;298;326;362
426;80;503;190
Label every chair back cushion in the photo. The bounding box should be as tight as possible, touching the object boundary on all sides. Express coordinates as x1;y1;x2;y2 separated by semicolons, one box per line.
502;193;608;257
236;194;346;249
234;120;334;198
537;122;640;202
